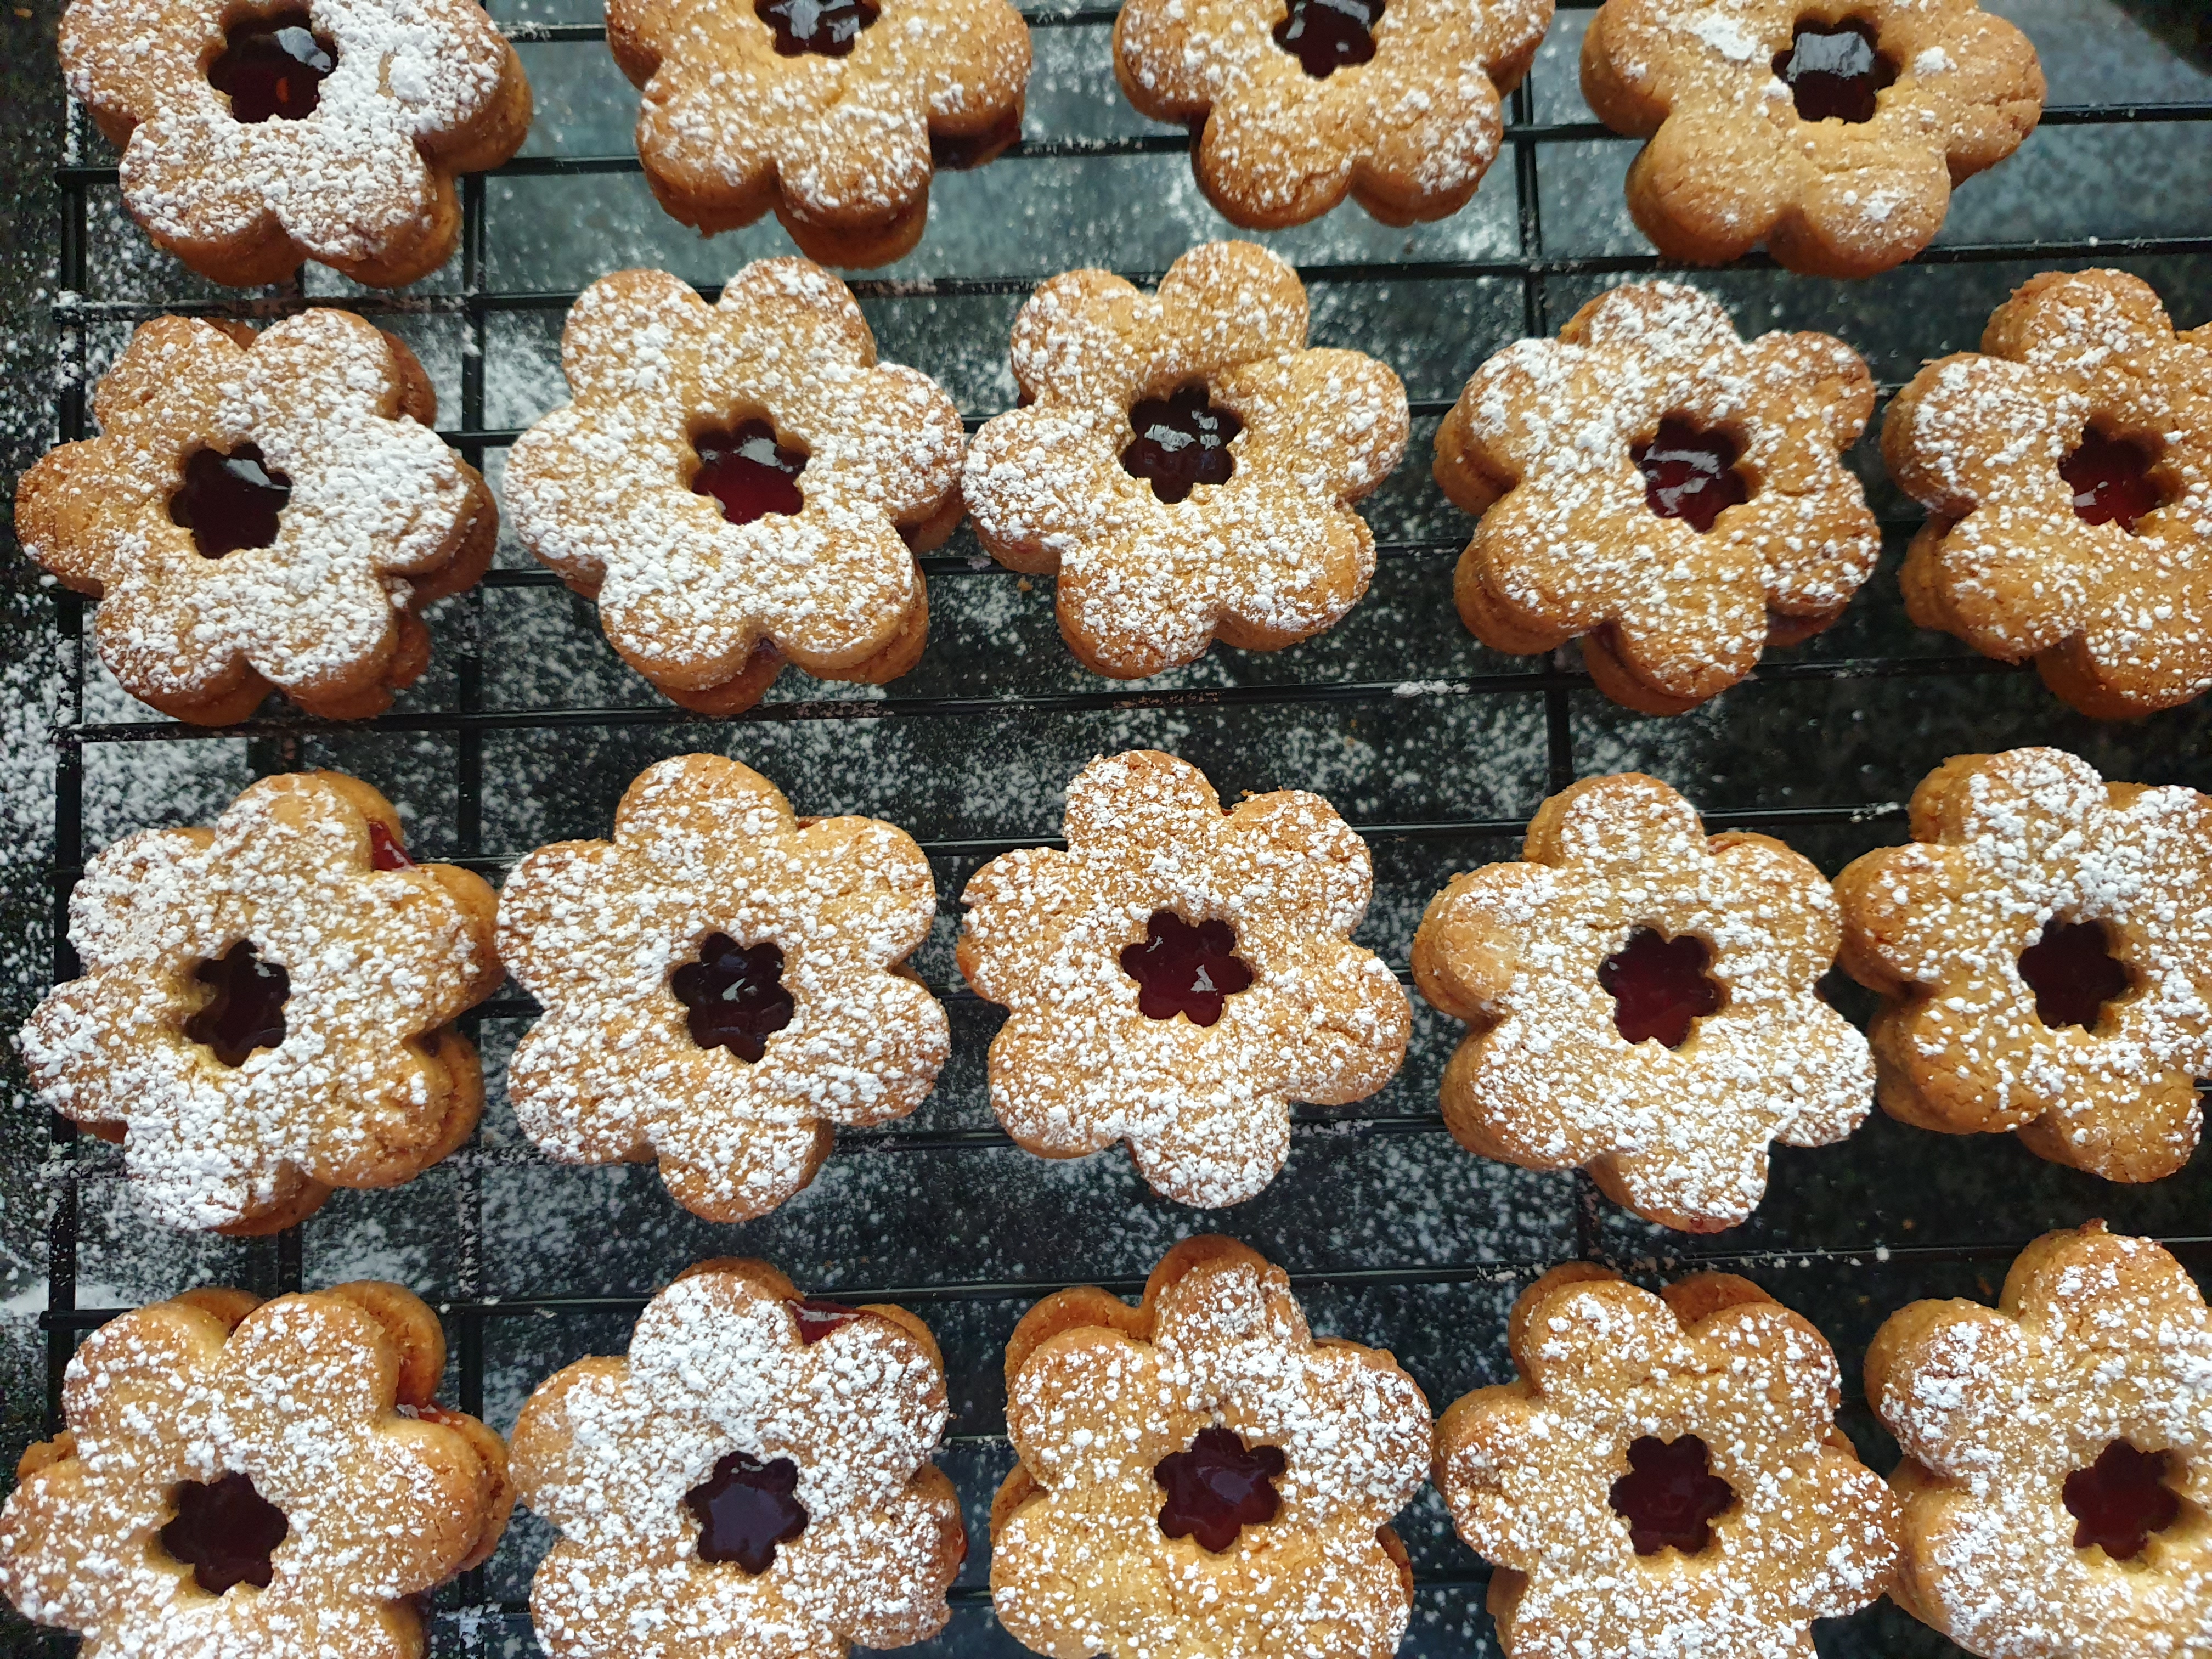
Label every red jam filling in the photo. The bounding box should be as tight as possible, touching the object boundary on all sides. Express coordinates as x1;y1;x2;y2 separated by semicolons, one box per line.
684;1451;807;1572
1608;1435;1735;1556
672;934;795;1062
185;942;290;1067
2061;429;2164;532
1632;418;1751;534
160;1472;289;1594
930;109;1024;170
2065;1441;2181;1559
1120;911;1254;1027
367;821;414;871
1598;928;1723;1049
1772;20;1895;124
208;12;336;123
1272;0;1382;78
792;1297;861;1343
755;0;877;56
1155;1426;1285;1553
170;444;292;560
1121;385;1242;504
2018;918;2131;1032
691;421;806;526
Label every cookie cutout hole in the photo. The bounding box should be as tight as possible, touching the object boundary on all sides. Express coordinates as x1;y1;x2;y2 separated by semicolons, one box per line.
170;444;292;560
685;1451;807;1572
160;1471;289;1594
1598;928;1723;1049
1631;417;1751;534
755;0;877;56
1120;910;1254;1026
1121;383;1242;504
791;1297;861;1342
185;941;290;1066
672;933;795;1061
1773;19;1896;124
367;821;414;871
1155;1425;1285;1553
2018;918;2132;1033
1272;0;1383;79
2062;427;2165;533
2065;1441;2181;1560
1609;1435;1735;1556
690;420;807;526
208;10;335;122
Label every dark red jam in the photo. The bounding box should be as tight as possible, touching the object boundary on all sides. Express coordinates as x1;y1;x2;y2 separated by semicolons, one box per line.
684;1451;807;1572
1772;20;1895;124
1120;911;1254;1027
1121;385;1242;504
367;821;414;871
160;1472;289;1593
170;444;291;560
2064;1441;2180;1559
2018;919;2131;1032
208;12;334;123
930;109;1023;170
1272;0;1381;78
2061;430;2164;532
1608;1435;1735;1556
184;942;290;1067
792;1297;861;1343
1154;1426;1285;1553
1632;419;1751;534
672;934;795;1062
691;421;806;526
1598;928;1723;1049
755;0;877;56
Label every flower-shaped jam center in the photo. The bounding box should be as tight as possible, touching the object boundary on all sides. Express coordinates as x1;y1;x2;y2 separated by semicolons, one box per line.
671;934;796;1062
1121;385;1243;505
1271;0;1383;80
2018;918;2132;1032
185;941;291;1067
1598;928;1723;1048
2064;1441;2181;1559
159;1471;290;1594
1631;418;1751;534
1120;911;1255;1026
791;1296;861;1342
1154;1425;1285;1553
691;421;807;526
684;1451;808;1573
208;12;337;123
2061;428;2165;533
755;0;879;57
1607;1435;1735;1556
1771;19;1896;125
368;821;414;871
170;444;292;560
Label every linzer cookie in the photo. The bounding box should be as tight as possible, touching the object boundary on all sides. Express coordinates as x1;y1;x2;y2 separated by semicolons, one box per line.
1835;747;2212;1183
963;241;1409;679
991;1237;1433;1659
510;1259;964;1658
0;1282;512;1657
1434;282;1879;714
1867;1224;2212;1658
1413;772;1874;1232
957;750;1410;1208
1436;1265;1902;1659
1581;0;2042;278
1111;0;1551;229
16;311;494;726
60;0;530;287
610;0;1029;266
504;259;963;714
498;754;948;1223
1884;269;2212;718
16;771;501;1232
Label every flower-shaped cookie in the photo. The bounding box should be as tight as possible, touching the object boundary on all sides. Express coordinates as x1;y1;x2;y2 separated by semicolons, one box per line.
1112;0;1551;229
511;1259;964;1658
957;749;1410;1208
1884;269;2212;718
1414;772;1873;1232
1836;747;2212;1183
1436;1264;1902;1659
1581;0;2042;278
16;311;494;726
61;0;531;287
963;241;1409;679
499;753;949;1222
505;260;965;714
16;770;501;1232
0;1282;512;1659
1867;1224;2212;1658
1434;282;1879;714
611;0;1029;267
992;1237;1433;1659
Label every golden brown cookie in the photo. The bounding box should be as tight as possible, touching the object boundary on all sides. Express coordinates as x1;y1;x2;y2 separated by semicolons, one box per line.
1835;747;2212;1183
963;241;1409;679
1436;1264;1901;1659
1883;269;2212;718
16;311;494;726
505;259;964;714
991;1236;1432;1659
1434;281;1879;714
0;1282;512;1658
1581;0;2042;278
16;771;502;1232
